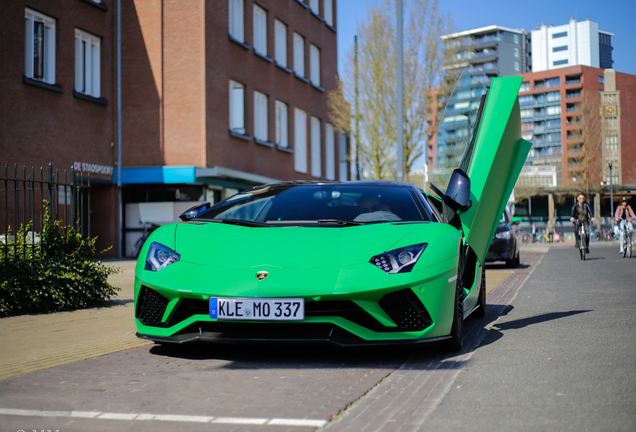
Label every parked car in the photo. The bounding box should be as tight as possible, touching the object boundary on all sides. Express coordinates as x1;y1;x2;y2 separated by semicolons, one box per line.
485;211;520;267
133;73;531;351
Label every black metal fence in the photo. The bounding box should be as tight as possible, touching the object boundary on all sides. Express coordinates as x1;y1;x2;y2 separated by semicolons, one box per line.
1;163;91;260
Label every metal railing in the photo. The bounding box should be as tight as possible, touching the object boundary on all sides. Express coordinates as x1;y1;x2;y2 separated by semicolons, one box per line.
1;163;91;261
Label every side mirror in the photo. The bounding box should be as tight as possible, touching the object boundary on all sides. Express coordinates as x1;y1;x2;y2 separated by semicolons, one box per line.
179;202;211;221
445;169;471;212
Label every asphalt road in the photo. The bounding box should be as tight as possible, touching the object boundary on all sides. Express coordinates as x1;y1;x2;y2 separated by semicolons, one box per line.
0;244;634;432
422;242;636;431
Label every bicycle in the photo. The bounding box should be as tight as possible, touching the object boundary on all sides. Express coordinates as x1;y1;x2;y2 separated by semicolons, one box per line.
574;221;587;261
620;221;633;258
131;222;159;258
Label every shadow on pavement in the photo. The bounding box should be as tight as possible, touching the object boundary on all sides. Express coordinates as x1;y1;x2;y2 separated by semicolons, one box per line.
478;309;592;348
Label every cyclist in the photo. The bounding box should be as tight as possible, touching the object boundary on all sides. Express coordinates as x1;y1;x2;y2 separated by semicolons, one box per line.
614;197;635;254
570;193;594;254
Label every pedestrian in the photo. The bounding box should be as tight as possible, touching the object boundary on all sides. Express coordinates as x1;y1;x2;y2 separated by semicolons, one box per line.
531;223;537;243
614;197;635;254
547;220;554;242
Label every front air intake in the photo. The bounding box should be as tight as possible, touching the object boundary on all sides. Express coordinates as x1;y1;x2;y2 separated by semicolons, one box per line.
136;286;169;326
379;289;433;331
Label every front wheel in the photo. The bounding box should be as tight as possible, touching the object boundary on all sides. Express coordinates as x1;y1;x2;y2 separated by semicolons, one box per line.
440;271;463;352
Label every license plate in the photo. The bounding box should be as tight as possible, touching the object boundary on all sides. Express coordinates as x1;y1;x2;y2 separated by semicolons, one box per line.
210;298;304;320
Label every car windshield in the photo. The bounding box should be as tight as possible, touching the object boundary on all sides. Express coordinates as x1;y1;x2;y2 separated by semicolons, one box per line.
195;184;433;225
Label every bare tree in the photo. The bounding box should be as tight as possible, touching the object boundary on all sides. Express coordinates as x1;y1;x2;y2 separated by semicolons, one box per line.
338;0;454;181
569;91;602;198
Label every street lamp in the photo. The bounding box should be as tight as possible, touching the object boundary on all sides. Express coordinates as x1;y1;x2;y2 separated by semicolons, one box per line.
609;161;614;220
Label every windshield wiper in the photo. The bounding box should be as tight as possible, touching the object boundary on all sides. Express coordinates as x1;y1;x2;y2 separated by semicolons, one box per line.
209;218;271;227
316;219;365;226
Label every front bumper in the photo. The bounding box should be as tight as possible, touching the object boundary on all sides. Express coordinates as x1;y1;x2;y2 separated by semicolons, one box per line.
134;257;459;345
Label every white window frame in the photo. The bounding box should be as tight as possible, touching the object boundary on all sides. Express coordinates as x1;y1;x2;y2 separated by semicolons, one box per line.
229;80;246;135
228;0;244;42
254;91;268;142
275;100;288;147
310;44;321;87
274;19;287;67
253;4;267;56
293;32;305;77
75;29;101;98
24;8;56;84
324;0;333;26
294;108;307;173
311;116;321;178
310;0;319;15
325;123;335;180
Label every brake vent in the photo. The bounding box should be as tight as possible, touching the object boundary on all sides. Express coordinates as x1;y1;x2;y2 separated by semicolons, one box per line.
378;289;433;331
137;286;169;325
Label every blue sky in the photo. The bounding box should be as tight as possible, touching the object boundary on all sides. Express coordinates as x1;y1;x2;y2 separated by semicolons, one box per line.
337;0;636;77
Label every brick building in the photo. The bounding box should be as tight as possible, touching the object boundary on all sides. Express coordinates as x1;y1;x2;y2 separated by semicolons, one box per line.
1;0;344;257
0;0;118;255
119;0;344;256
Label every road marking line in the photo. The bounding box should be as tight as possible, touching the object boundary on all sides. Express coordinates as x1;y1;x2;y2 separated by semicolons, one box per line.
214;417;268;424
269;418;328;427
0;407;327;427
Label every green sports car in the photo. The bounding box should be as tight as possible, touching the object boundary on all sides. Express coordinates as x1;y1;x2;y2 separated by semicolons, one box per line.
134;75;531;351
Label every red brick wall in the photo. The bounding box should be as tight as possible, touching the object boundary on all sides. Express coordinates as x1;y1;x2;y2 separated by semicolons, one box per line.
122;0;340;181
0;0;118;256
616;71;636;184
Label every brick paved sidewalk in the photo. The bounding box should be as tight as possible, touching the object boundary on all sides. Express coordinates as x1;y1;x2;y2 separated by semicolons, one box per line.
0;260;150;381
0;256;527;383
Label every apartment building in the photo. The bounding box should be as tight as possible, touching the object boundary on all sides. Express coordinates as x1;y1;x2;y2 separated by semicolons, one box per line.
0;0;118;255
532;18;613;73
120;0;343;255
442;25;531;86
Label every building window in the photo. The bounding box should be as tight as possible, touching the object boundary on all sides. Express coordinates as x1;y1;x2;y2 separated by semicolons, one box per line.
552;31;567;39
229;80;245;135
24;8;56;84
599;76;605;84
310;0;319;15
325;123;335;180
294;108;307;173
519;82;530;93
514;61;520;72
229;0;244;42
546;105;561;116
310;44;321;87
324;0;333;26
275;100;288;147
553;59;569;66
513;34;519;44
546;91;560;103
514;47;520;58
253;4;267;55
311;116;321;177
553;45;568;52
254;91;268;142
74;29;101;98
293;33;305;77
274;19;287;67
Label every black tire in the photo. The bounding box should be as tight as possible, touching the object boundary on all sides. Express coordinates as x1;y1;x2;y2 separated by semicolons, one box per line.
440;271;463;352
472;268;486;319
515;253;521;267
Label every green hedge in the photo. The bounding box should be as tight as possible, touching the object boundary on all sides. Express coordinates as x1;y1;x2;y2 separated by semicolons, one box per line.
0;215;120;316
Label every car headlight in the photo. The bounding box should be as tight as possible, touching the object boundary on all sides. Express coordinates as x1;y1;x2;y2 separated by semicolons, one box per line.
494;231;511;240
370;243;427;274
145;242;180;271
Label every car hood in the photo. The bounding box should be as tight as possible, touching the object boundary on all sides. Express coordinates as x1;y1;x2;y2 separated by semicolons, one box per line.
175;221;441;268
